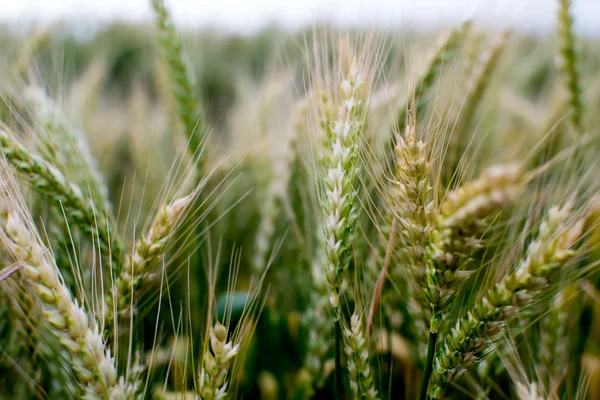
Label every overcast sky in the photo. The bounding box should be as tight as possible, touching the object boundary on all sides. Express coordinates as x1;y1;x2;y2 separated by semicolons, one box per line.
0;0;598;36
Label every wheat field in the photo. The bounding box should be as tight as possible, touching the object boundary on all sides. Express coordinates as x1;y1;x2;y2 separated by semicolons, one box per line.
1;0;600;399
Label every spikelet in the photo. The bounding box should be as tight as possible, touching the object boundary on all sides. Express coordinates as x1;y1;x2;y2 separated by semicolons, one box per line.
5;277;78;398
343;313;378;400
114;352;145;399
394;125;435;361
368;125;434;357
538;292;569;390
303;50;367;388
104;193;195;341
303;247;335;386
425;163;523;320
429;204;584;399
392;125;435;288
320;55;365;314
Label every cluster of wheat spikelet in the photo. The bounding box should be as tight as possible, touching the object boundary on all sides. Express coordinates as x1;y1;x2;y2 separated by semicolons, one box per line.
0;0;600;399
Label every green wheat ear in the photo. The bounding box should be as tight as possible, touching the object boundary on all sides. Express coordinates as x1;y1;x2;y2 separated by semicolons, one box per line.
151;0;205;166
0;126;123;270
557;0;583;134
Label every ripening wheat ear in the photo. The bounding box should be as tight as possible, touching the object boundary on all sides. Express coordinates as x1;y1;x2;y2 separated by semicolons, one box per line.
375;124;435;358
425;163;523;319
104;190;197;343
0;161;123;399
2;271;80;398
151;0;205;166
197;321;239;400
428;203;585;399
12;29;50;79
0;124;123;269
417;163;523;399
302;47;368;392
538;292;570;391
22;86;114;280
319;54;365;321
196;245;265;400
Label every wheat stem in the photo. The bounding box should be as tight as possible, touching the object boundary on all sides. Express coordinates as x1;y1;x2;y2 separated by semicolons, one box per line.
417;330;438;400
